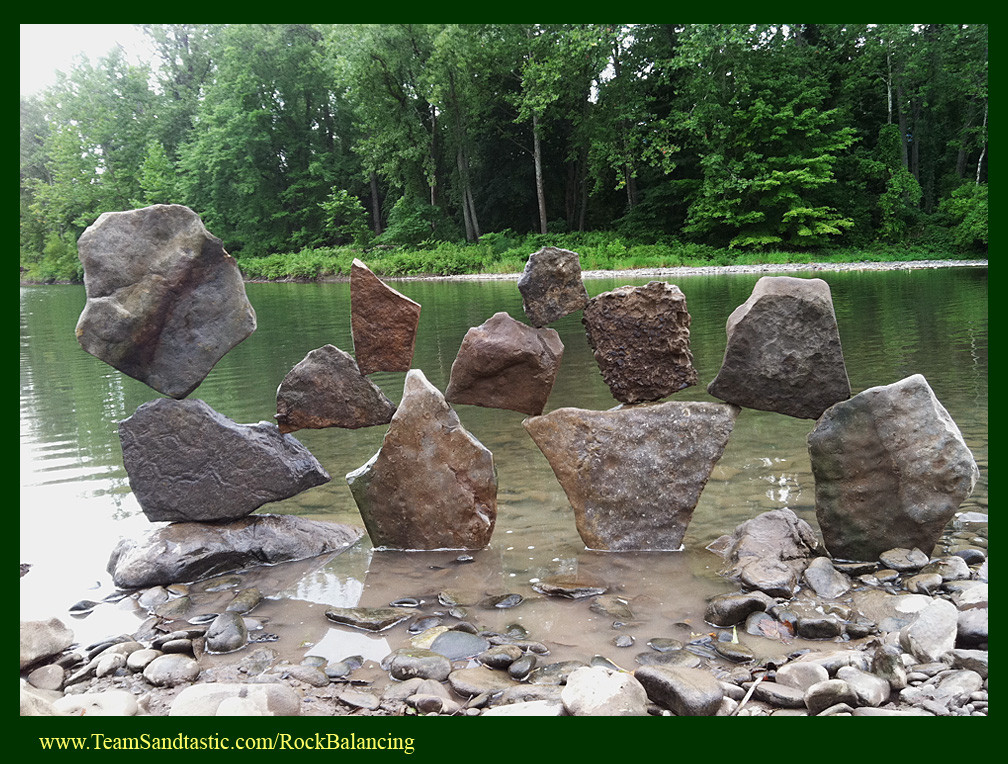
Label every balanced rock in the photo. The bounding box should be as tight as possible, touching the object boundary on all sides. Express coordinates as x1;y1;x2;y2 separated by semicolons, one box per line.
275;344;396;433
516;246;589;327
75;204;256;399
707;276;850;419
350;259;421;375
582;281;698;403
107;514;364;589
120;398;330;522
445;311;564;416
808;374;979;561
523;401;738;551
346;369;497;550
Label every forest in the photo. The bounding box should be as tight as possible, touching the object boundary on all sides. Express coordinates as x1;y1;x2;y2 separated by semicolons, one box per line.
19;23;988;282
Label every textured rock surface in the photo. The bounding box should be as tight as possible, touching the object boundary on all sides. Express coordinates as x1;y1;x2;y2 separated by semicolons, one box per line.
707;276;850;419
350;259;421;375
120;398;331;522
20;618;74;670
523;401;738;551
107;514;364;588
516;246;590;327
561;666;649;716
170;683;301;716
634;665;724;716
808;374;979;560
275;344;396;433
582;281;698;403
75;204;256;398
346;369;497;550
445;311;564;415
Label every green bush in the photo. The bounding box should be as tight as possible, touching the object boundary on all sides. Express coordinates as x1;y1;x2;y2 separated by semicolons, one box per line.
937;183;988;253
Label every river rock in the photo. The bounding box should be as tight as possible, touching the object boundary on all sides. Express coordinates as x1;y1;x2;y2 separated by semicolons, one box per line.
275;344;396;433
142;653;201;687
808;374;979;561
346;369;497;550
429;630;490;661
448;666;520;697
52;689;139;716
324;606;414;632
836;666;891;707
205;611;248;654
20;618;74;670
707;276;850;419
516;246;590;327
899;598;959;663
482;699;567;716
634;665;724;716
705;591;775;627
957;607;988;647
560;666;649;716
805;678;858;715
523;401;737;551
107;514;364;589
774;661;829;692
445;311;564;416
120;398;330;523
381;648;453;681
75;204;256;398
802;557;852;599
710;508;821;597
170;682;301;716
582;281;698;403
350;259;421;375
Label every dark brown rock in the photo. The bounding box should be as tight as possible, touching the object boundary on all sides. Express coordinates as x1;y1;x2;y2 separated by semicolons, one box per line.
346;369;497;550
707;276;850;419
75;204;256;399
350;259;421;375
120;398;331;523
106;515;364;589
523;401;738;551
516;246;590;326
581;281;698;404
808;374;979;561
445;311;564;416
275;344;396;433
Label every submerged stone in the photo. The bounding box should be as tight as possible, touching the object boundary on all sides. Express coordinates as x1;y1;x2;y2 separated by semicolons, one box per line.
350;259;421;375
516;246;590;327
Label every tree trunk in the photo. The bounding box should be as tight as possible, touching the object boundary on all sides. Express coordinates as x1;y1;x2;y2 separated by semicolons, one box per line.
457;146;475;242
532;110;548;234
976;100;988;185
896;83;909;170
369;172;383;235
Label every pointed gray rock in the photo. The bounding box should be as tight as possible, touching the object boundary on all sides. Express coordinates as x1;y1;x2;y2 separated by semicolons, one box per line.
120;398;331;523
808;374;979;561
445;311;564;416
582;281;698;404
275;344;396;433
517;246;590;326
523;401;738;551
75;204;256;399
708;276;850;419
346;370;497;550
350;259;421;375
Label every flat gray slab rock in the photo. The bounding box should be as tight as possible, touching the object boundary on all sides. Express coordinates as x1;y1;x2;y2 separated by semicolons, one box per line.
708;276;850;419
350;259;421;375
516;246;589;327
75;204;256;399
582;281;698;404
346;369;497;550
107;514;364;589
523;401;738;551
808;374;979;561
445;311;564;416
275;344;396;433
120;398;331;522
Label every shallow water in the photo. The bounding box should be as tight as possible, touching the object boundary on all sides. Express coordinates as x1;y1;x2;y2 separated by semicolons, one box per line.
20;267;988;663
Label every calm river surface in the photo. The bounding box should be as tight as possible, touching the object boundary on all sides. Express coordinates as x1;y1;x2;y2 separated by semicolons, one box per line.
20;267;988;661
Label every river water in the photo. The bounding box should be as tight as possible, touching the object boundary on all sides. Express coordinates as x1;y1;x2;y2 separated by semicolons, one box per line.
19;267;988;666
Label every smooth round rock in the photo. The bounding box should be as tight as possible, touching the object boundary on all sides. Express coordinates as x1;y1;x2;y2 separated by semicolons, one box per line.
143;654;201;687
429;630;490;661
382;648;452;682
52;690;139;716
561;666;649;716
205;611;248;654
126;649;162;673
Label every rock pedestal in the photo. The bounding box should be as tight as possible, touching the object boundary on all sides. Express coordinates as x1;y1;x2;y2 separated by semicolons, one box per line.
523;401;738;551
582;281;698;404
75;204;256;399
275;344;396;433
808;374;979;561
516;246;590;327
707;276;850;419
119;398;331;523
445;312;564;416
346;370;497;550
350;259;421;375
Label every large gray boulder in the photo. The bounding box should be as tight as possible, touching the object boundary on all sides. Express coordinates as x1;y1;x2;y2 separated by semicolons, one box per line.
523;401;738;551
808;374;979;561
582;281;698;404
445;311;564;416
120;398;331;523
107;514;364;588
634;665;724;716
346;369;497;550
516;246;590;327
350;259;421;375
20;618;74;670
707;276;850;419
275;344;396;434
75;204;256;399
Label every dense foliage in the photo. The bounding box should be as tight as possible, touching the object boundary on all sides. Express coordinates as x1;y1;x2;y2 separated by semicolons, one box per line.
20;24;988;282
